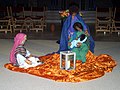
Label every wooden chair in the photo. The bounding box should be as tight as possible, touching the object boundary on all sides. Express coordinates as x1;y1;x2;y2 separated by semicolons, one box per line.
0;7;10;19
95;7;112;35
31;7;46;28
13;18;25;32
0;19;12;33
9;6;25;32
0;7;13;34
9;6;24;18
22;17;33;32
110;7;120;36
30;18;44;32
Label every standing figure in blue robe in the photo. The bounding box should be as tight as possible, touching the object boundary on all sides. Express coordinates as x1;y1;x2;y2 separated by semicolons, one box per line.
58;4;95;53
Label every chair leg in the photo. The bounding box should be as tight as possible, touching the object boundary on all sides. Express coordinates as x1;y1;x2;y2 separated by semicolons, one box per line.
104;32;106;35
118;32;120;36
5;31;7;34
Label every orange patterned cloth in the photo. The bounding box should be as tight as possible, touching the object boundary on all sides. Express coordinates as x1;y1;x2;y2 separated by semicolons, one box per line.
4;51;117;82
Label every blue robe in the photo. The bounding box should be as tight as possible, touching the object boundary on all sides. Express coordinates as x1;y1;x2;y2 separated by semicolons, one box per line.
58;14;95;53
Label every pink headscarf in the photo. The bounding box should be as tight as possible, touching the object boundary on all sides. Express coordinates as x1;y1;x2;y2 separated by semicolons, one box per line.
10;33;26;64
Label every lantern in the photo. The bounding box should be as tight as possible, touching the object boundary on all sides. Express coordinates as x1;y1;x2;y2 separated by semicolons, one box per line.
60;51;76;70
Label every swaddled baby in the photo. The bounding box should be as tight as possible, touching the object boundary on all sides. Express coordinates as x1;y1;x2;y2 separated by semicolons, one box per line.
70;34;87;49
18;56;43;69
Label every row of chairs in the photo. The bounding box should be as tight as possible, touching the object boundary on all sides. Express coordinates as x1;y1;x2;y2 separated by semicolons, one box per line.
13;17;46;32
0;6;47;33
95;7;120;36
0;6;46;19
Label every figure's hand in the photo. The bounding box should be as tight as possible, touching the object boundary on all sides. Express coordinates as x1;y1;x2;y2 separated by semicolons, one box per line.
77;42;82;47
85;30;90;36
29;54;33;57
25;60;32;65
76;38;78;40
68;36;70;40
68;42;71;46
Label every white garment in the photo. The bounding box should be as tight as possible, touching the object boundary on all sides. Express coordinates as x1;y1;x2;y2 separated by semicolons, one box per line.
70;37;87;49
16;50;42;69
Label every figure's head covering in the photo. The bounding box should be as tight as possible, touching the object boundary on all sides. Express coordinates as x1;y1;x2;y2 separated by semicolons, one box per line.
69;2;79;15
10;33;26;64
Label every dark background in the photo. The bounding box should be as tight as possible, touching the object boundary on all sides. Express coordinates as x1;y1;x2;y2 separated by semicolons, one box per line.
0;0;120;10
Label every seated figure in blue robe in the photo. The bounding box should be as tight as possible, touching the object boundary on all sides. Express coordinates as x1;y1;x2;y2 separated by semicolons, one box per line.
58;4;95;53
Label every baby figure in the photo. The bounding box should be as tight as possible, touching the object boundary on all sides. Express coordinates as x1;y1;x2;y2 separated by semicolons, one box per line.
19;56;43;69
70;34;87;49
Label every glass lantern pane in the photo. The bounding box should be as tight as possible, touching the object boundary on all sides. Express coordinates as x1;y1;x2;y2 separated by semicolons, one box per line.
61;54;65;68
62;54;65;60
68;55;74;61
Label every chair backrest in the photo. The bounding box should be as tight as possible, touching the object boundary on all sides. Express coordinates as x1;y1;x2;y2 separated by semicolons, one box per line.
113;7;120;21
96;7;112;19
10;6;24;18
32;7;45;12
31;7;46;18
0;7;10;18
23;7;32;18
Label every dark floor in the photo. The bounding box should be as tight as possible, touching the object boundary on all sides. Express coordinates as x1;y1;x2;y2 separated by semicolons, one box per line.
0;23;120;42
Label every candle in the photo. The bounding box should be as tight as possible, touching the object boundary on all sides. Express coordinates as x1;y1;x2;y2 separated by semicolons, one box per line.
65;60;70;70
